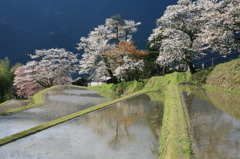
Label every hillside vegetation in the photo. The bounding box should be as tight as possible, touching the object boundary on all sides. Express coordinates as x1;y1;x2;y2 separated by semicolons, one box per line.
90;72;191;95
206;58;240;91
190;57;240;92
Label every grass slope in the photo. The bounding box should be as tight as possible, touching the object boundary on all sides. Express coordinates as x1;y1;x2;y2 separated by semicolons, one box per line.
90;72;191;95
206;58;240;91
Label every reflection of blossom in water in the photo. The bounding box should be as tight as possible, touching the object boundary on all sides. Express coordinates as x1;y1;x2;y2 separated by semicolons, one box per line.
81;99;146;149
81;94;162;150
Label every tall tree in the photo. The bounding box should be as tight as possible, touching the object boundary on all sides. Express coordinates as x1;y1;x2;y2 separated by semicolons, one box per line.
28;48;79;87
151;0;206;74
14;64;43;98
14;48;79;97
77;15;141;82
147;27;165;75
150;0;239;74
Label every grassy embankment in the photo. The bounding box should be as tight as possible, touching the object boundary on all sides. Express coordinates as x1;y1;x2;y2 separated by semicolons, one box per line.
191;57;240;93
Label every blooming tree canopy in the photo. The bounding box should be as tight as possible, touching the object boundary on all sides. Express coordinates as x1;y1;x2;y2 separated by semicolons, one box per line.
199;0;240;54
103;41;148;81
28;48;79;87
14;48;79;97
149;0;206;74
14;64;43;97
149;0;239;74
77;15;141;82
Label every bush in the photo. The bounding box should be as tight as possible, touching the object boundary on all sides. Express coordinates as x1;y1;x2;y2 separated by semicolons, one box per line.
191;66;215;84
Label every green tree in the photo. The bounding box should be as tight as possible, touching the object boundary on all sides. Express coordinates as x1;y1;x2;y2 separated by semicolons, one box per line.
0;57;20;103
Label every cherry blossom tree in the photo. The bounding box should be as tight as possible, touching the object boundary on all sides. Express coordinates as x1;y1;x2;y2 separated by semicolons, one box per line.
28;48;79;87
150;0;206;74
103;41;148;81
150;0;239;74
199;0;240;54
77;15;141;82
115;56;145;81
14;48;79;97
77;25;115;81
14;64;43;98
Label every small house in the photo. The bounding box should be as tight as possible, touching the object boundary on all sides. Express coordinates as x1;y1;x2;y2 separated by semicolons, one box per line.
87;76;111;87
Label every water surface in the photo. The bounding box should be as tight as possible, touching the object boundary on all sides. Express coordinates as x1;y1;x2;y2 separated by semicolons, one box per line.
182;87;240;159
0;86;111;138
0;92;164;159
0;100;28;113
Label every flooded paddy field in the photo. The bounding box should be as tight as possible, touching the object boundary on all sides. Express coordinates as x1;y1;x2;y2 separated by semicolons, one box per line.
0;92;164;159
0;100;29;113
0;86;111;138
182;87;240;159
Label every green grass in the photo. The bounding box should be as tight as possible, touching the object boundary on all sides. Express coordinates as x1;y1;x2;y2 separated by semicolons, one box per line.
191;66;215;84
89;79;148;95
159;85;191;159
206;58;240;91
90;72;191;96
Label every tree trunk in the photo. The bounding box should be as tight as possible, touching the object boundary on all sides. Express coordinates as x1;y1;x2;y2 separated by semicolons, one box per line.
107;69;118;84
187;61;195;74
116;26;120;44
162;66;167;76
103;57;118;84
0;91;4;103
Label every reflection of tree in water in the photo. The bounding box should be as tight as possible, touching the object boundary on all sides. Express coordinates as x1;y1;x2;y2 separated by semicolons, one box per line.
184;88;240;159
38;86;104;121
44;86;86;98
145;92;164;139
81;94;163;151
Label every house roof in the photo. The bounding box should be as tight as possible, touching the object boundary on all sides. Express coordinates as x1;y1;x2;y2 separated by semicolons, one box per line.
72;77;83;82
